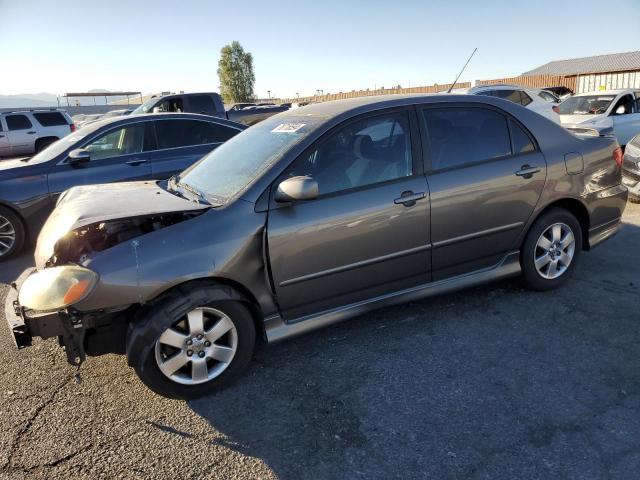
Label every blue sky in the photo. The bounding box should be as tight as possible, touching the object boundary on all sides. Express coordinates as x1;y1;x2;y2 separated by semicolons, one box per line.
1;0;639;98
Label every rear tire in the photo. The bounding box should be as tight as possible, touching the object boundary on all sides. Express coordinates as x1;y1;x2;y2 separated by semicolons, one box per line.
520;208;582;291
0;205;25;261
127;285;256;399
35;137;57;153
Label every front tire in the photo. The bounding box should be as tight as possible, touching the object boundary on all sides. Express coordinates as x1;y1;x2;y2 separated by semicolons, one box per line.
520;208;582;291
0;205;25;261
127;286;256;399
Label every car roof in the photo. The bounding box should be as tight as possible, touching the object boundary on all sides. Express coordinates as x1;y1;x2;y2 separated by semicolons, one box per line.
83;112;246;130
290;93;520;119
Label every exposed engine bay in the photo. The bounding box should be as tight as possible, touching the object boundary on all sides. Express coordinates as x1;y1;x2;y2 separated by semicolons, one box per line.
48;211;203;266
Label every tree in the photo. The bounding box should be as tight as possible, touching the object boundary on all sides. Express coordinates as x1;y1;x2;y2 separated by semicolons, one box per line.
217;41;255;104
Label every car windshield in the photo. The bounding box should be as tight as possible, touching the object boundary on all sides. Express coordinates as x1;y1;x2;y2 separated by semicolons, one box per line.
559;95;615;115
131;98;157;114
176;114;324;203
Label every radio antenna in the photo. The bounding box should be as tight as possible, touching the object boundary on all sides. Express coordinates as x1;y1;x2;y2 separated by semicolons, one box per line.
447;48;478;93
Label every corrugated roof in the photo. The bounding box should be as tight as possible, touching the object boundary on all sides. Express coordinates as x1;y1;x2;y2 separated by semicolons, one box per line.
523;51;640;76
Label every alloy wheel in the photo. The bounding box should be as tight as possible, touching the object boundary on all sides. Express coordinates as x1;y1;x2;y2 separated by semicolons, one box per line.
0;214;16;256
534;222;576;280
155;307;238;385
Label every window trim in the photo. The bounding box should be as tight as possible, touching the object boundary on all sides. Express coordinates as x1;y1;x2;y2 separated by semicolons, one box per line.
268;106;422;206
417;103;539;174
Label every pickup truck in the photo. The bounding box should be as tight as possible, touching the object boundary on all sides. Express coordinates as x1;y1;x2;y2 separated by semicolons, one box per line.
131;92;288;126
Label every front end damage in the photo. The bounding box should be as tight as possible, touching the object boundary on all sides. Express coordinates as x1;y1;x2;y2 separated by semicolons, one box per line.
5;181;209;367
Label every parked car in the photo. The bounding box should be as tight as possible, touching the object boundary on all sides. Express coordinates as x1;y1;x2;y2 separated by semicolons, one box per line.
75;114;104;129
468;85;561;123
5;94;627;399
0;113;245;260
132;92;288;126
558;89;640;148
100;109;133;119
543;86;574;100
622;133;640;202
0;109;75;158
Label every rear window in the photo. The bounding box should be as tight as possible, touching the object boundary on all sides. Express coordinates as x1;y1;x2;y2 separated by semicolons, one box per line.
33;112;68;127
188;95;216;113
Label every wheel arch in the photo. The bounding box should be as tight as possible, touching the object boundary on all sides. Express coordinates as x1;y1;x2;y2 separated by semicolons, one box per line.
140;276;266;343
35;136;60;150
528;197;590;250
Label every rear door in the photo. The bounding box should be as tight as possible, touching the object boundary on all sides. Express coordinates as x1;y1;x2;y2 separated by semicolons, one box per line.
419;104;546;280
5;114;36;155
150;118;241;178
47;121;154;199
267;108;431;319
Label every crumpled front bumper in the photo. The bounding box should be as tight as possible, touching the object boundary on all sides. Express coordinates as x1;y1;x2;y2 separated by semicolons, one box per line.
4;268;85;364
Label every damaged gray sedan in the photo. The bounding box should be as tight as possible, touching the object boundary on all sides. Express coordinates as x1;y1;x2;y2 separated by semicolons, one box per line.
5;95;627;399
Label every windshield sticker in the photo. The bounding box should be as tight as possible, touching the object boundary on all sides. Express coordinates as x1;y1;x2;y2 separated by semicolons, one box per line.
272;123;306;133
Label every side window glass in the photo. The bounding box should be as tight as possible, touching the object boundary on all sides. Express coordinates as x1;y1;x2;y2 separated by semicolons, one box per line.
84;125;145;160
613;95;634;115
494;90;521;104
422;107;511;170
6;114;33;130
154;120;235;148
189;95;215;113
519;91;533;106
510;119;535;154
287;112;412;196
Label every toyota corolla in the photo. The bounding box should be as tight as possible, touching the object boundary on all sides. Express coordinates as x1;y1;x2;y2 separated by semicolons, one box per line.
5;95;627;399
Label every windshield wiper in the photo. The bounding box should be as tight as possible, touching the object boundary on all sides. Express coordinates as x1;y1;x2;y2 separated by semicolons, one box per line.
178;181;211;205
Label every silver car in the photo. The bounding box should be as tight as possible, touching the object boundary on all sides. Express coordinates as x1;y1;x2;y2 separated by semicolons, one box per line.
5;94;627;398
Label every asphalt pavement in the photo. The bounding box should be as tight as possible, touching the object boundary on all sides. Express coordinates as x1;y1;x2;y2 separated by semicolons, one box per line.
0;204;639;480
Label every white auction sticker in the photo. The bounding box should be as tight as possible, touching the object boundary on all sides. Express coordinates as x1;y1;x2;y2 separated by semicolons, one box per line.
272;123;306;133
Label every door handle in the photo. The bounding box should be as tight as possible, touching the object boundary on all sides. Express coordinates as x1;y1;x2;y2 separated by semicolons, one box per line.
26;131;36;135
125;159;148;166
394;191;426;207
515;165;540;178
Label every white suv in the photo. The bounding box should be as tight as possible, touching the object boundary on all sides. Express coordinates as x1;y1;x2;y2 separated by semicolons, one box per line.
0;109;75;158
468;85;561;123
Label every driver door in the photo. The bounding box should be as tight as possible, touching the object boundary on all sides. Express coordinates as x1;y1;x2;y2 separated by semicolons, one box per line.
47;121;155;200
266;109;431;320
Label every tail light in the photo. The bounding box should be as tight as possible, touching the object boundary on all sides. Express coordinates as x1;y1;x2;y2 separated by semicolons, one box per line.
613;147;623;168
69;124;76;133
552;105;560;114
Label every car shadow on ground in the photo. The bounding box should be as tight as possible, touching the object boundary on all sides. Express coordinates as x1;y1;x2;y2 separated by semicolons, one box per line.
0;252;33;285
188;219;640;479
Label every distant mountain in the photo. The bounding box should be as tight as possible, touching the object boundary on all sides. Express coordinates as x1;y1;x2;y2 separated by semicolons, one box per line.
0;93;59;108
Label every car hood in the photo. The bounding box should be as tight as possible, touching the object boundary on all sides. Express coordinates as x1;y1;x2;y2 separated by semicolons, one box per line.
35;180;209;267
559;114;606;125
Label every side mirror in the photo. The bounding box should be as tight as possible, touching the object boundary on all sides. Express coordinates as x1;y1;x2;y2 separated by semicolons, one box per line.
615;105;626;115
68;148;90;165
274;176;319;203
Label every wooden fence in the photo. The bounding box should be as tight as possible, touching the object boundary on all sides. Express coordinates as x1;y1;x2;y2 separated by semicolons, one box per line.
475;74;577;92
277;82;472;104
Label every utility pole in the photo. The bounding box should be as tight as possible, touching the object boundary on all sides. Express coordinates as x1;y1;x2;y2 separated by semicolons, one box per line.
267;90;271;100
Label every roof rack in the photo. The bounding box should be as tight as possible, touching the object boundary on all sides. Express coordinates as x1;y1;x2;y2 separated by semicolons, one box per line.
1;107;63;114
